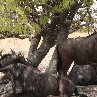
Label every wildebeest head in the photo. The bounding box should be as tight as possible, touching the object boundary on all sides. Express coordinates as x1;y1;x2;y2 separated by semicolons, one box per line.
0;50;26;70
10;49;26;64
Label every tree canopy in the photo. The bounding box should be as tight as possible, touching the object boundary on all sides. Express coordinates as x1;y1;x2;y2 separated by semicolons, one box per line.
0;0;96;36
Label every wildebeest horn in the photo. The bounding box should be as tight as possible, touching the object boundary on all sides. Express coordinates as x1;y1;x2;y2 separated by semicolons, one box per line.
0;50;3;56
10;49;16;55
0;64;13;72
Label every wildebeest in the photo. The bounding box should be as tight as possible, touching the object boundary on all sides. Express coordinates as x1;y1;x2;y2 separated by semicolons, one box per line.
0;53;12;68
0;63;76;97
68;64;97;86
57;32;97;75
0;50;26;84
0;50;26;68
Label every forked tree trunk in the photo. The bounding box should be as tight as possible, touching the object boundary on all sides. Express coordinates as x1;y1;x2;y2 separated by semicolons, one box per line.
27;33;57;68
28;34;41;59
27;0;84;70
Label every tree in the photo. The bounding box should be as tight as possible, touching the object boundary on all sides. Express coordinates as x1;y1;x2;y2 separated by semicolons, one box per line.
0;0;94;71
26;0;94;71
0;0;96;96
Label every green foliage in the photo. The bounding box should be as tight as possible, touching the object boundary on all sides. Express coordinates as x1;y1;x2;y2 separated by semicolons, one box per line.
0;0;34;34
0;0;95;35
39;15;49;27
70;0;97;33
31;23;41;34
83;0;94;7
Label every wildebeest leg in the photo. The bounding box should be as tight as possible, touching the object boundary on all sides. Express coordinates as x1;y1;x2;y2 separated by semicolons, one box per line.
59;63;73;76
59;78;68;97
57;45;74;76
59;56;73;76
59;75;75;97
20;76;24;92
74;87;79;96
59;94;68;97
67;61;74;75
11;77;18;97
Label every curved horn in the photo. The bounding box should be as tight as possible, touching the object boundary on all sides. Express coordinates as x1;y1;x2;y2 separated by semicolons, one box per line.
0;64;13;72
10;49;16;55
0;50;3;56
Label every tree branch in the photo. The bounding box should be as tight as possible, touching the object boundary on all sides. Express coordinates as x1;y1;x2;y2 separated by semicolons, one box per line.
28;34;41;59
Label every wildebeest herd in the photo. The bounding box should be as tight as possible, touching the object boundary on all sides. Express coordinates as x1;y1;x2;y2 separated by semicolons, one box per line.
1;32;97;97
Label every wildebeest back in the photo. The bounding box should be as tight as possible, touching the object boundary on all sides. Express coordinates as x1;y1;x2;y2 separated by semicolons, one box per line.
57;32;97;74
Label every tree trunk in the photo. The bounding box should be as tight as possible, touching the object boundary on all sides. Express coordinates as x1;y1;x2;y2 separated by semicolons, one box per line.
46;0;84;72
27;34;57;68
27;0;84;69
28;34;41;59
45;46;58;74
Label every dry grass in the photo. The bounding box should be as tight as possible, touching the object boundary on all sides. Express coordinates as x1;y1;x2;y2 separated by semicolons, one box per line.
68;31;89;38
0;38;30;57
